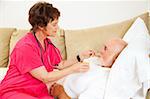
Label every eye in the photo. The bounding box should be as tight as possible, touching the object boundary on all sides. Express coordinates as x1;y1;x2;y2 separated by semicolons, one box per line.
52;24;57;27
51;21;58;27
104;46;107;51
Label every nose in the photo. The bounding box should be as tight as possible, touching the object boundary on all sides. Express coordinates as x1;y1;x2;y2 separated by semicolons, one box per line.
95;52;101;57
100;47;104;53
55;24;59;30
53;26;58;33
99;47;105;56
99;51;103;56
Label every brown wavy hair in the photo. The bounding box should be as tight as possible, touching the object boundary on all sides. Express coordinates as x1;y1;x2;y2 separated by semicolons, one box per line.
28;2;60;32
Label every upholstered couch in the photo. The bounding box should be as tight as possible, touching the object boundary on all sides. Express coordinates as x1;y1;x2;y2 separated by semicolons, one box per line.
0;12;150;98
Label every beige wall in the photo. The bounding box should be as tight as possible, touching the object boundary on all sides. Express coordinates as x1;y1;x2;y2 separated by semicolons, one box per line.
148;0;150;13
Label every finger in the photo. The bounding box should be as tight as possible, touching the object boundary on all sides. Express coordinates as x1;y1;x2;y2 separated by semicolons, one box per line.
50;85;55;95
50;83;57;94
95;52;100;57
89;50;95;56
91;53;95;56
90;52;95;56
82;62;89;65
89;53;92;56
80;67;89;72
89;49;94;52
51;83;57;88
81;65;89;69
50;87;53;95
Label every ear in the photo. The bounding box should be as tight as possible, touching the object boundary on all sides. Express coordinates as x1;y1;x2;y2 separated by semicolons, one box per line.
38;26;44;31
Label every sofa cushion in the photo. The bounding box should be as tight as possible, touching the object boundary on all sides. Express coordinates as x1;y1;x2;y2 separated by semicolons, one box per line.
0;28;16;67
64;12;149;59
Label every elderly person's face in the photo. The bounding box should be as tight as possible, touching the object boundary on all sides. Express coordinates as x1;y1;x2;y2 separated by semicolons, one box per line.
99;39;127;67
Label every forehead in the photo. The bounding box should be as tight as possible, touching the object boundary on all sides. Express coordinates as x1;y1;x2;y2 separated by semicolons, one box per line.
104;40;116;49
105;40;113;46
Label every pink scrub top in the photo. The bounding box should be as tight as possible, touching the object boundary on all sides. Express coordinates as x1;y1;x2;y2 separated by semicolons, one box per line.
0;32;62;99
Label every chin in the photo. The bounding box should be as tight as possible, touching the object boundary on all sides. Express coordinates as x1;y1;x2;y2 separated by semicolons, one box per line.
52;32;57;36
52;34;57;37
48;35;55;37
46;34;51;37
47;33;56;37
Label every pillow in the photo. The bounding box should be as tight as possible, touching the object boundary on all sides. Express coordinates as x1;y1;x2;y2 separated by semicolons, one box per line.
104;18;150;99
123;17;150;43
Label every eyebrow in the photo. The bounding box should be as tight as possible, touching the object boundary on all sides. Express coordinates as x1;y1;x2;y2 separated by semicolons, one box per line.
52;21;58;24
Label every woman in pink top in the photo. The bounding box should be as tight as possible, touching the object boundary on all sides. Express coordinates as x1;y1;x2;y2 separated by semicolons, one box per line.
0;2;94;99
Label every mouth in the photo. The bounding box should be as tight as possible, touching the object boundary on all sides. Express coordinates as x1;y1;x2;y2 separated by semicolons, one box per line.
53;31;57;34
50;31;57;36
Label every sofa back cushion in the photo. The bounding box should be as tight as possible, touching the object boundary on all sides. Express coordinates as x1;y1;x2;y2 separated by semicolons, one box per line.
64;12;149;59
0;28;16;67
9;29;29;54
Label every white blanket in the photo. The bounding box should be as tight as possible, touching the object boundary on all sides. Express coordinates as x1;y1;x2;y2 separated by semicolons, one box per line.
63;57;110;99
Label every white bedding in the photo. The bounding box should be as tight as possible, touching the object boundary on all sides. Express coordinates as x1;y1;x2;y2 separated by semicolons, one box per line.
63;57;110;99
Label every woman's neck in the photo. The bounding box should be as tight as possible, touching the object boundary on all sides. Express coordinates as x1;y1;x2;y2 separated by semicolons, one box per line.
35;31;47;48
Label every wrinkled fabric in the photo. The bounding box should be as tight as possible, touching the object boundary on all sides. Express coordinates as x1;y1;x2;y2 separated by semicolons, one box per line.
63;57;110;99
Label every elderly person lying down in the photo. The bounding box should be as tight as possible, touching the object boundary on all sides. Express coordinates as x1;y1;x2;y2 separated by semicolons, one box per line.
58;38;127;99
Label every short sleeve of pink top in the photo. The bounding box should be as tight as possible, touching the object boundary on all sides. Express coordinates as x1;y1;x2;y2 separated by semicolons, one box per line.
0;33;62;98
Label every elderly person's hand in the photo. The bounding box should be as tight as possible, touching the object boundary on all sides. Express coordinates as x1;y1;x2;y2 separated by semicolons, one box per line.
50;83;71;99
79;50;95;61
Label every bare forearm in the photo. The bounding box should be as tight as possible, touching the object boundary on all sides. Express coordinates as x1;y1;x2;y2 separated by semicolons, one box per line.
44;66;74;83
30;62;89;84
58;57;78;69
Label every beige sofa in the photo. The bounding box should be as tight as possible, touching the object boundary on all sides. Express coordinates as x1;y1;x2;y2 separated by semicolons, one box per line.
0;12;150;98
